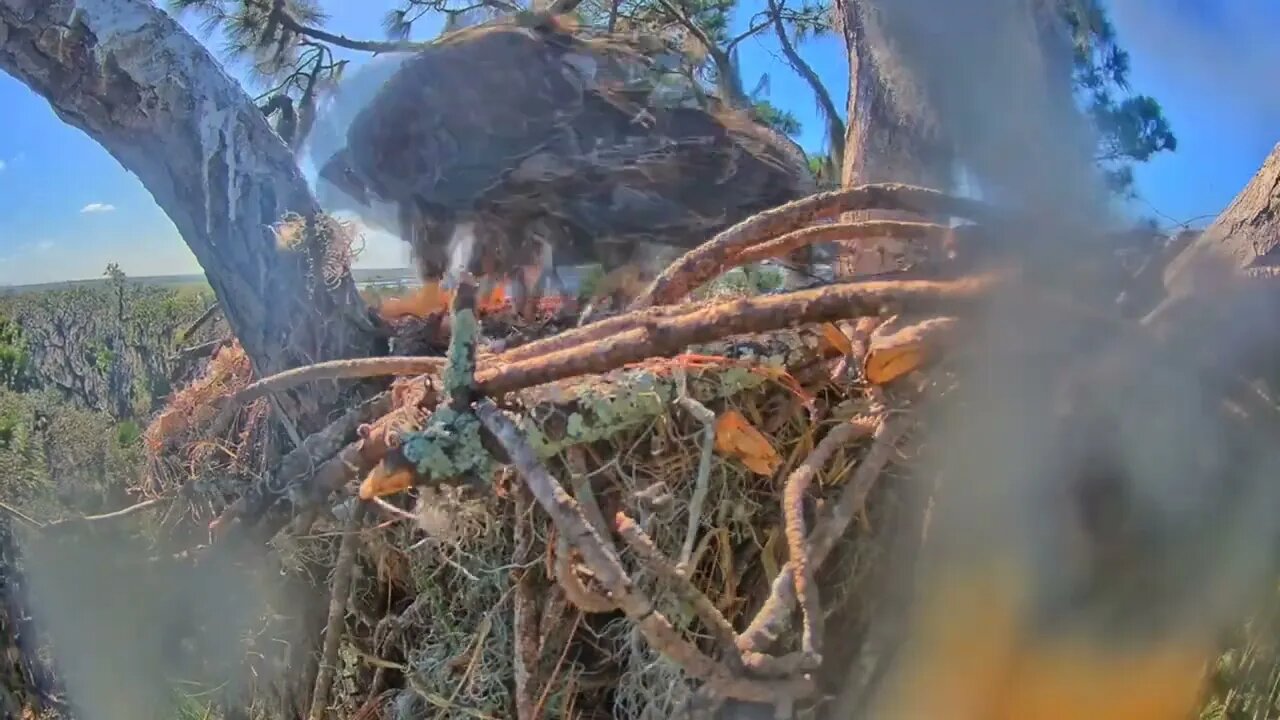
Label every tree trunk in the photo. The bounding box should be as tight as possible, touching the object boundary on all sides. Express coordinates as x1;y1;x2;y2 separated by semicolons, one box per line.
831;0;953;277
1162;143;1280;295
0;0;379;421
1151;143;1280;388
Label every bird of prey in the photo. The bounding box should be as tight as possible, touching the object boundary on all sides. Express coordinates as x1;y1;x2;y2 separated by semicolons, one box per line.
316;13;815;317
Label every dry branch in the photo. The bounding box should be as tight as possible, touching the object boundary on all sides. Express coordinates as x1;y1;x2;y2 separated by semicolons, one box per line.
477;275;996;397
734;221;948;269
476;401;814;703
236;358;445;405
740;414;910;653
177;302;222;345
637;184;995;306
674;368;717;569
553;532;617;614
615;513;743;670
498;304;700;364
308;500;368;720
236;275;994;403
782;415;879;664
863;316;961;384
512;484;542;720
216;391;394;535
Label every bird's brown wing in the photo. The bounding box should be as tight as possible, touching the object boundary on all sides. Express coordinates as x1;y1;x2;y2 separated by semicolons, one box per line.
536;103;815;248
344;24;588;211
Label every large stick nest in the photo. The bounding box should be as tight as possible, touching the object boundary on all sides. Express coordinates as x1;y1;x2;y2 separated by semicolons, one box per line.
120;183;1267;720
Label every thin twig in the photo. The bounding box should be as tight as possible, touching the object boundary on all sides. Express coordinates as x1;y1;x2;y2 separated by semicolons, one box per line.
0;501;44;529
734;221;948;268
674;367;716;571
512;483;541;720
615;513;742;670
46;497;164;527
767;0;845;172
248;0;430;53
636;184;996;307
235;358;444;404
781;415;879;666
553;532;617;614
740;414;910;653
476;400;813;702
177;302;221;344
653;0;746;106
565;447;610;539
308;500;368;720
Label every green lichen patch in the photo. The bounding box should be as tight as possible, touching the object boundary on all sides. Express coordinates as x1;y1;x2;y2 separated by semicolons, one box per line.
401;406;493;483
443;307;480;401
513;360;776;458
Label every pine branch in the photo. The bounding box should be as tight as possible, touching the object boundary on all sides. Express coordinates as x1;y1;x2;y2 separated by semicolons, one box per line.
653;0;747;107
768;0;845;171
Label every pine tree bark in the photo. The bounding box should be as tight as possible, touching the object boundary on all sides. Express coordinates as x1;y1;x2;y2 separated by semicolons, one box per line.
1162;143;1280;294
0;0;379;422
1150;143;1280;385
830;0;953;276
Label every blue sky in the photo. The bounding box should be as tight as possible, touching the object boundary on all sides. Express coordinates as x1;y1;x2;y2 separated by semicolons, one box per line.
1;0;1277;285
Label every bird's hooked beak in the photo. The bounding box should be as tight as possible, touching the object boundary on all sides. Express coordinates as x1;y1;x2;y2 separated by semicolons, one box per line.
319;148;371;208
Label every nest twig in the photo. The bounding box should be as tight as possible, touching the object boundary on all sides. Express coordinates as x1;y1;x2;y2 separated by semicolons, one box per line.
740;414;912;653
234;273;996;404
783;415;880;665
476;274;995;397
307;500;368;720
476;400;815;703
637;183;996;306
733;221;950;271
673;367;716;570
615;514;743;669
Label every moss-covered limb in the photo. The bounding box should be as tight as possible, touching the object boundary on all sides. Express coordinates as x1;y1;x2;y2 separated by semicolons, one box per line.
739;414;911;654
399;406;494;484
475;400;814;703
443;276;481;411
635;184;998;307
478;274;997;397
377;355;803;486
509;355;806;460
382;277;490;490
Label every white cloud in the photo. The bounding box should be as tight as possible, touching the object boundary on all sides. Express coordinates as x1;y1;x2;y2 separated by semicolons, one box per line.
35;240;53;251
0;159;7;172
80;202;116;214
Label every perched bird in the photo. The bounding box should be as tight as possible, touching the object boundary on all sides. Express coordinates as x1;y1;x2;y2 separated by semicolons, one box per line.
316;13;815;317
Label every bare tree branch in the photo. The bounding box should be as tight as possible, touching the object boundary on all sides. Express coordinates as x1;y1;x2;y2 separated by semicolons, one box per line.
247;0;431;53
768;0;845;171
654;0;748;106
